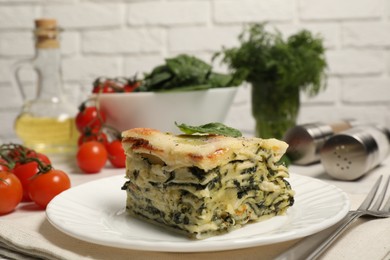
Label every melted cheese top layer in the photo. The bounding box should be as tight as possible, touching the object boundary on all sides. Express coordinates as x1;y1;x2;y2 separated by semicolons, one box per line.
122;128;288;171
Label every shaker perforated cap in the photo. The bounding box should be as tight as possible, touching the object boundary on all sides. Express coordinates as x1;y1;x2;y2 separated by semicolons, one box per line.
320;133;375;180
320;126;389;181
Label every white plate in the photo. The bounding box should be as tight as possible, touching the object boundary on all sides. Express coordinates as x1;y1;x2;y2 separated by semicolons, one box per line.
46;174;350;252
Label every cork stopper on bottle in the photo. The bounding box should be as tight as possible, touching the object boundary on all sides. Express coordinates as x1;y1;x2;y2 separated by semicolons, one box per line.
34;18;60;49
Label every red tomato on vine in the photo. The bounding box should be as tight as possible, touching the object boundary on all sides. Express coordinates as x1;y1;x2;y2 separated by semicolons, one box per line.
93;79;118;93
107;140;126;168
78;128;108;147
0;159;9;172
75;106;106;132
0;171;23;215
28;169;71;209
76;141;108;173
13;161;42;201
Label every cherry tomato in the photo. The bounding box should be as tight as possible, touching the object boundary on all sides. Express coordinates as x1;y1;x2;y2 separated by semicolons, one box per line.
12;161;41;201
76;141;107;173
123;81;140;92
7;145;35;162
0;159;10;172
13;152;51;170
0;171;23;215
75;106;106;132
34;152;51;164
28;169;71;208
107;140;126;168
92;80;117;94
78;128;108;147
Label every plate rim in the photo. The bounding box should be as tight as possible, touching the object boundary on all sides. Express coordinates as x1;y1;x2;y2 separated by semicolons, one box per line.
46;173;350;252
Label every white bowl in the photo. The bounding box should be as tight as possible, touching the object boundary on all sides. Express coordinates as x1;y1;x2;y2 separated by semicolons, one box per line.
96;87;238;134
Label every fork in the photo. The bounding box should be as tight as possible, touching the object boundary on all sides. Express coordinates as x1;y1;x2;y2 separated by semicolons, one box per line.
275;175;390;260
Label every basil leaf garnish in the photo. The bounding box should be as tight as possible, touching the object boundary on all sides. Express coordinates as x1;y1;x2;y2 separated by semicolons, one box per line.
175;122;242;137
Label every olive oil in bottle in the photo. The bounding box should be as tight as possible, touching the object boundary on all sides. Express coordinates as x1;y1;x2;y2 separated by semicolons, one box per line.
13;19;78;157
15;115;78;155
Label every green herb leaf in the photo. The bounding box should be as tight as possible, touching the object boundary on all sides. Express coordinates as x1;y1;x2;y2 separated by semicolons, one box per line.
135;54;243;92
214;23;327;138
214;23;327;96
175;122;242;137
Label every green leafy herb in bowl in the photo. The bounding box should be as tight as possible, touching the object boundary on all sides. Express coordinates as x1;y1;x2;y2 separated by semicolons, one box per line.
94;54;242;133
135;54;243;92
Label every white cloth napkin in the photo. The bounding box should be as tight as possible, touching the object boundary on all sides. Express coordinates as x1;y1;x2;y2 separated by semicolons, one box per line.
0;214;296;260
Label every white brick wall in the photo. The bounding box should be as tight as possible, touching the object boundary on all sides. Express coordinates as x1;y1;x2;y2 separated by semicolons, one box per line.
0;0;390;140
214;0;294;23
43;3;124;28
128;1;210;26
83;28;164;54
299;0;382;20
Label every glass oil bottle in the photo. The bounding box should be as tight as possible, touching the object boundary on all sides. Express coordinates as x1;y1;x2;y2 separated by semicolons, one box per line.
13;19;78;157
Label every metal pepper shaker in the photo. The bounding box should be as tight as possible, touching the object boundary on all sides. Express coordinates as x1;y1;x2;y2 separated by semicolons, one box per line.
320;125;390;181
283;120;354;165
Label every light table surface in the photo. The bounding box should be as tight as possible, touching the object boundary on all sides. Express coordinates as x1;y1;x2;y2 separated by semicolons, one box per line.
1;156;390;260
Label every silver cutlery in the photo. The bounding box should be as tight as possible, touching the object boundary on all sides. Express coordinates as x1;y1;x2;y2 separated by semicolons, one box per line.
275;175;390;260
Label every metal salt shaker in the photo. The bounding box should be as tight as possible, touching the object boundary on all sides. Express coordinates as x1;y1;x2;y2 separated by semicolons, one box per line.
283;121;354;165
320;126;390;181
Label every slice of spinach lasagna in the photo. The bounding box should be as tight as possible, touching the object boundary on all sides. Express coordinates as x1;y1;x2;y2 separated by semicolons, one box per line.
121;128;294;239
